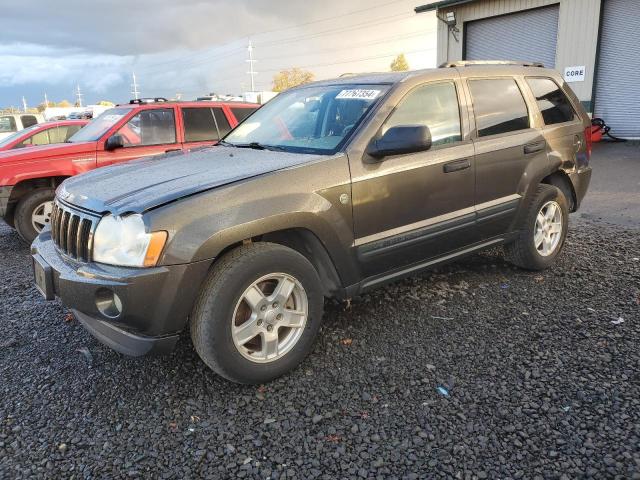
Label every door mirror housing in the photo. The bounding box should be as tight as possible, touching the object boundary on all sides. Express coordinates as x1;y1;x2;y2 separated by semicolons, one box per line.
366;125;432;161
104;134;125;151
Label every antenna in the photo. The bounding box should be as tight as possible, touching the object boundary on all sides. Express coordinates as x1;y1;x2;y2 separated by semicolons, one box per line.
75;84;84;107
131;72;141;100
246;40;257;92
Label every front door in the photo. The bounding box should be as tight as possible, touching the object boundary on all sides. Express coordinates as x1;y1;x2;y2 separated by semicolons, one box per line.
97;107;179;166
350;80;476;279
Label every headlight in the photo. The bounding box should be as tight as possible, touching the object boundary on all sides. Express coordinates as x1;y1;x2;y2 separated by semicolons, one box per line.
93;214;167;267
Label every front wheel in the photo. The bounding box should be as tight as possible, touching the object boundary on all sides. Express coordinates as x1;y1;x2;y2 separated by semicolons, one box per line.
190;242;324;384
505;184;569;270
14;188;55;243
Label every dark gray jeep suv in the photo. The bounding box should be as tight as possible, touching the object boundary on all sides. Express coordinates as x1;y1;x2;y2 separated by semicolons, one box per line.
32;62;592;384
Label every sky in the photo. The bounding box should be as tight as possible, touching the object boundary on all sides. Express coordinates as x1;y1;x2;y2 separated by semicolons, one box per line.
0;0;437;108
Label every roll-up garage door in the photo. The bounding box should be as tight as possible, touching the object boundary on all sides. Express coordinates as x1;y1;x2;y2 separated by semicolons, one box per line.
465;5;560;68
594;0;639;138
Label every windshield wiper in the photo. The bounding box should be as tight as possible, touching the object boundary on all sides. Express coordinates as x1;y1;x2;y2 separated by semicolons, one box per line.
217;140;235;147
236;142;288;152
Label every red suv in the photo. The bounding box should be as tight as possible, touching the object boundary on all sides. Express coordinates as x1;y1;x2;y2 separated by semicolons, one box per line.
0;98;258;242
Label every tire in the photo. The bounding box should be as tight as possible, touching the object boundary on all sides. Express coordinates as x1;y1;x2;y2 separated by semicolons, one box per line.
504;184;569;271
190;242;324;384
14;188;55;243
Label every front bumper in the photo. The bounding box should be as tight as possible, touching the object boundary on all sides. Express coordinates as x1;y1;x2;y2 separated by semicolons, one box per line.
31;231;212;356
569;167;592;210
0;185;13;217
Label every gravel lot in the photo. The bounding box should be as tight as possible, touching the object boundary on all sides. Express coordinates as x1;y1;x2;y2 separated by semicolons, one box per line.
1;210;639;477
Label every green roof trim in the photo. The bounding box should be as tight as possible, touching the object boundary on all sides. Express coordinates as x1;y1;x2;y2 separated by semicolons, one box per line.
414;0;475;13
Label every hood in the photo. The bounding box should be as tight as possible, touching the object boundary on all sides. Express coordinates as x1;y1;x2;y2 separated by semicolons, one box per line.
59;146;327;215
0;141;95;162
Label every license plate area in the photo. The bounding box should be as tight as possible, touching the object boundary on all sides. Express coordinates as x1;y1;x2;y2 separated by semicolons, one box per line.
33;254;54;300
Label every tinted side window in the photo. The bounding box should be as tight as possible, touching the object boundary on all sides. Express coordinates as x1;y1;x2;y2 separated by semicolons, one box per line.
17;130;49;148
383;82;462;147
469;79;530;137
231;107;257;124
21;115;38;128
182;108;219;142
526;77;577;125
0;116;17;133
213;108;231;137
64;125;83;141
47;126;69;144
117;108;176;147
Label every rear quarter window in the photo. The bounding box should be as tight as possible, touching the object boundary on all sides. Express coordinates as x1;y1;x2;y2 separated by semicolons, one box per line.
468;78;530;137
20;115;38;128
526;77;577;125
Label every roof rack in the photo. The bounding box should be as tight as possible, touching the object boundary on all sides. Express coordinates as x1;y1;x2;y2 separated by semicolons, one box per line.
440;60;545;68
129;97;169;104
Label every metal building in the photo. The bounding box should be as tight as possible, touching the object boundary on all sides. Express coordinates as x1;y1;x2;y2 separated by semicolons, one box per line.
415;0;640;138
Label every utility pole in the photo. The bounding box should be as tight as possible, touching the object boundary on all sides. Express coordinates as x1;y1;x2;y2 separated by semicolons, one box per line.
44;92;49;108
22;96;28;112
246;40;257;92
131;72;141;100
75;84;83;107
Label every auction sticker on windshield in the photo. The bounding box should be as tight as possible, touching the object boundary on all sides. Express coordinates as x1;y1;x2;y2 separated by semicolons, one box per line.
336;89;381;100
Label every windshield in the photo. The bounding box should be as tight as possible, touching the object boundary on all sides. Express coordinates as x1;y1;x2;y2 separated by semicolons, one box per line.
68;107;130;142
224;84;389;154
0;123;40;147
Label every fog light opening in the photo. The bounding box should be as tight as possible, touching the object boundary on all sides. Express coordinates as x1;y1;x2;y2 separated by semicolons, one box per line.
95;289;123;318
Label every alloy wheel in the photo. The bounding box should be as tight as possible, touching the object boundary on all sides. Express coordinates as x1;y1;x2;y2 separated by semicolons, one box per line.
31;200;54;233
534;200;563;256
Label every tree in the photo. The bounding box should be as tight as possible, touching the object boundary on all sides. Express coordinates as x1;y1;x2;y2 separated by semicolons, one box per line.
56;100;72;108
97;100;115;106
390;54;410;72
272;68;315;92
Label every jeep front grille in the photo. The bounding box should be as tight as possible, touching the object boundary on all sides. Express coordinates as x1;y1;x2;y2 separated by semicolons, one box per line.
50;200;99;262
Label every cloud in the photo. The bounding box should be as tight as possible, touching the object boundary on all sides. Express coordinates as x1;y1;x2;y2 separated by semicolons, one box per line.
0;43;129;93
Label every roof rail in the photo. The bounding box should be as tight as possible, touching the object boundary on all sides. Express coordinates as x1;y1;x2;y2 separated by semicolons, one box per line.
129;97;169;104
440;60;545;68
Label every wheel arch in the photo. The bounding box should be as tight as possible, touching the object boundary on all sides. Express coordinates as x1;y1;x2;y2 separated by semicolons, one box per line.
4;176;68;226
541;170;577;212
206;228;346;299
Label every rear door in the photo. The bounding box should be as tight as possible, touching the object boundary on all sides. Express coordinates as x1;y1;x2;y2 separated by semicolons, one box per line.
97;107;179;166
466;76;548;239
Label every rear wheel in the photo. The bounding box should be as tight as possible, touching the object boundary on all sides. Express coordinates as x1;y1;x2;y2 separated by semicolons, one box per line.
505;184;568;270
190;242;324;384
14;188;55;243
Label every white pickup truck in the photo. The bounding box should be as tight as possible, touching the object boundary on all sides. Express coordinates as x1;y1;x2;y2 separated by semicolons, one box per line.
0;113;45;140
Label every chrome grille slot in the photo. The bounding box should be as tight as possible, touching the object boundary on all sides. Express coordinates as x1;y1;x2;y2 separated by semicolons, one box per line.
51;200;99;262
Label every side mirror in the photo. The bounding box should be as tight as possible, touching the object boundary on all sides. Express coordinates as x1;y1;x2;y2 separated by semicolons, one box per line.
104;134;125;151
366;125;432;161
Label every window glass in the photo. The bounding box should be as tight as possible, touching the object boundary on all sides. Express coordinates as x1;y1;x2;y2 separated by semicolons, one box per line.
469;79;530;137
69;108;130;142
526;77;577;125
0;116;17;133
213;108;231;138
63;125;83;141
182;108;218;142
17;130;50;147
21;115;38;128
47;125;75;144
231;107;257;124
117;108;176;147
383;82;462;147
225;84;389;154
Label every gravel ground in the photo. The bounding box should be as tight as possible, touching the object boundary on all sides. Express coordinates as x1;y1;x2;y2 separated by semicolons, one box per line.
1;217;639;479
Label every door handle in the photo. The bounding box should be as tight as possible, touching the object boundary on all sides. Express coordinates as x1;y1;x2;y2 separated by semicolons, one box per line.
443;159;471;173
524;141;546;154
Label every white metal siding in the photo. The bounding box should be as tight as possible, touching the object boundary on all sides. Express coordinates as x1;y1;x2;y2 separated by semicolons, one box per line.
594;0;640;138
464;5;560;67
